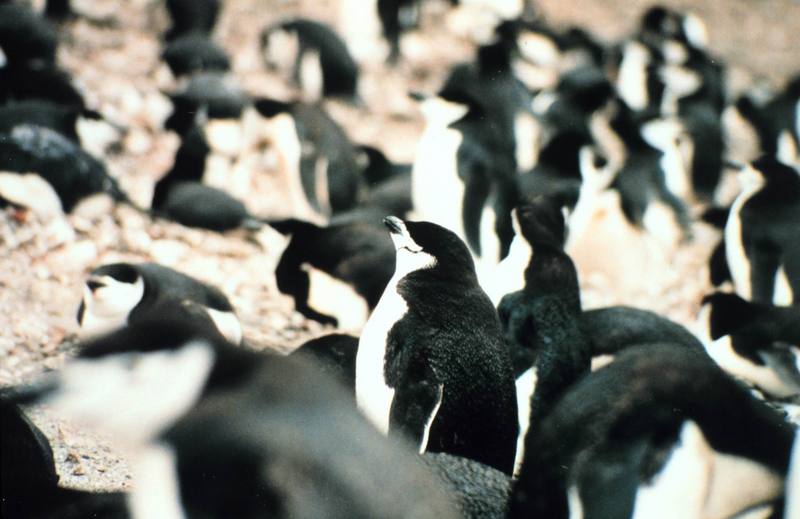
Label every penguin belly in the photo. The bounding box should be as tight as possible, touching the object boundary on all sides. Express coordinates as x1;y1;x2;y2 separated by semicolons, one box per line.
356;276;406;434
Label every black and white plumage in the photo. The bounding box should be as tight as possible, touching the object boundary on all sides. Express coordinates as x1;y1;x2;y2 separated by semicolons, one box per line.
17;318;460;519
697;292;800;400
0;396;128;519
357;216;518;474
358;145;413;218
510;343;795;519
724;156;800;305
254;98;363;220
161;34;230;78
0;124;132;216
77;262;242;344
272;216;395;329
260;18;359;102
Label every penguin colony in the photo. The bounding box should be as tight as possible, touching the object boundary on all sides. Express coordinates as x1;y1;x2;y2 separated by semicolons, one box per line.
1;0;799;518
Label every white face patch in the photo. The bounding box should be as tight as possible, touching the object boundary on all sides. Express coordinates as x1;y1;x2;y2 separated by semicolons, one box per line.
129;443;187;519
0;171;63;219
299;49;323;103
388;220;437;277
263;29;299;75
641;118;691;200
79;274;145;338
513;366;538;476
43;340;215;446
725;165;766;301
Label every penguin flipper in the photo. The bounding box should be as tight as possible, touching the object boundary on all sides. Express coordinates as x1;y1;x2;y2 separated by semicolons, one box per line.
389;362;443;453
748;242;781;304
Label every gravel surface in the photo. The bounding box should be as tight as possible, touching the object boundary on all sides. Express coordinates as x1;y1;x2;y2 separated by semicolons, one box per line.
1;0;797;494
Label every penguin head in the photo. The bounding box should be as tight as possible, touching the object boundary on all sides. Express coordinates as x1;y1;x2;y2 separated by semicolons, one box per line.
513;196;567;249
260;24;299;75
22;317;222;446
78;263;145;336
383;216;475;280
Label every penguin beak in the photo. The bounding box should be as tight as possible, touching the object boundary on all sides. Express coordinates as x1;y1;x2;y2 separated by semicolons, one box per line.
383;216;404;235
86;280;105;293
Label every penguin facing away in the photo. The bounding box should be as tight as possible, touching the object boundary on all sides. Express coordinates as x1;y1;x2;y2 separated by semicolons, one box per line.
77;262;242;344
357;216;518;475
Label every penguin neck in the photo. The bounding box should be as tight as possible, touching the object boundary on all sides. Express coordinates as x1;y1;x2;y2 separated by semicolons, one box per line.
523;243;582;313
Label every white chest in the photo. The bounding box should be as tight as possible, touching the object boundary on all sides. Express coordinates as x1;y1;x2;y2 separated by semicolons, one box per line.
355;276;407;434
484;234;532;305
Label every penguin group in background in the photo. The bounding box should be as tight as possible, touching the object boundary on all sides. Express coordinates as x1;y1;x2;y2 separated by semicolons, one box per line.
260;18;359;103
357;216;518;474
3;1;800;517
77;262;242;344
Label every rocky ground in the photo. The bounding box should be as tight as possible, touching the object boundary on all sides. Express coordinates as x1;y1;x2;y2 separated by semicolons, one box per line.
1;0;798;493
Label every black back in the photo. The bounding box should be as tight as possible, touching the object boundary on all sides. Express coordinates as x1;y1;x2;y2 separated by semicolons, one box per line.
0;124;126;211
274;217;395;325
738;156;800;304
263;19;359;99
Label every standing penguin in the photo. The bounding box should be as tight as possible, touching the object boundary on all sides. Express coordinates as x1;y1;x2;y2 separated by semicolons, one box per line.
260;18;359;102
725;156;800;305
356;216;518;475
77;262;242;344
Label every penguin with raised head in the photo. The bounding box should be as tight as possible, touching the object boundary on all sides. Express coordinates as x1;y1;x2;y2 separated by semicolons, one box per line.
510;342;795;519
495;197;590;472
0;124;136;218
272;216;395;330
15;317;460;519
260;18;359;102
696;291;800;401
77;262;242;344
725;156;800;305
356;216;518;474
